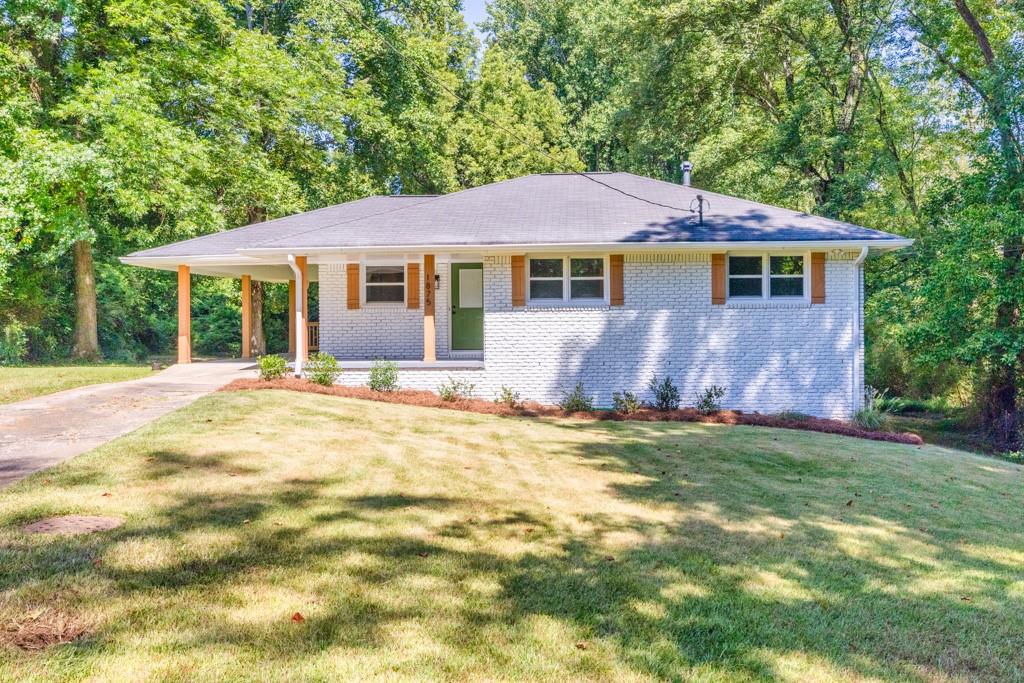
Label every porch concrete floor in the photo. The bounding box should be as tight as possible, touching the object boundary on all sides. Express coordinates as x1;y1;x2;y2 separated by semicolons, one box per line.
0;360;257;489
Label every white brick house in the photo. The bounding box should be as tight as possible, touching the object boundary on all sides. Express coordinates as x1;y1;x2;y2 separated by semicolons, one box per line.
123;172;911;419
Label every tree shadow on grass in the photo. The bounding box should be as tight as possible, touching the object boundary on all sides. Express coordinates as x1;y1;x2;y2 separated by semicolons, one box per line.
1;421;1022;681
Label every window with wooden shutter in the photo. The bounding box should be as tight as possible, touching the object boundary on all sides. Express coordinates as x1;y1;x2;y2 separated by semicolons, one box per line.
511;255;525;306
346;263;360;309
711;253;726;304
811;252;825;303
610;255;624;306
406;263;420;309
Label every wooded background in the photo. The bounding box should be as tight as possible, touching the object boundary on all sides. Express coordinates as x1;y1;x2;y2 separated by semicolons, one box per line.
1;0;1022;444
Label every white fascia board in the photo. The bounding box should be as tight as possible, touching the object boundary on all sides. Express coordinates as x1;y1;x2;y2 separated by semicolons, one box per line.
236;238;914;257
119;254;268;267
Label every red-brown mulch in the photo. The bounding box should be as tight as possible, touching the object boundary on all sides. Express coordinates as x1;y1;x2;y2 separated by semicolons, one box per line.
220;377;924;446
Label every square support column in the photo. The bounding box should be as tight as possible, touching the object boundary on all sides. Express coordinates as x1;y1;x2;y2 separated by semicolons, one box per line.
177;265;191;364
241;275;252;359
287;279;296;355
423;254;436;363
296;256;308;364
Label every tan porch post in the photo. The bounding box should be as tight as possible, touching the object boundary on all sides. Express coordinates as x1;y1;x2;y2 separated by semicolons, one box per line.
287;279;296;355
177;265;191;364
241;275;252;359
423;254;436;362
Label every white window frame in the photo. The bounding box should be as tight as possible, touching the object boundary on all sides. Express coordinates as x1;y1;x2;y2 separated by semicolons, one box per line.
362;262;407;306
527;255;610;305
727;253;810;301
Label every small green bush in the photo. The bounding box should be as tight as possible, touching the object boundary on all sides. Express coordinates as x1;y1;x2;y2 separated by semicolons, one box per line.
0;319;28;366
559;382;594;412
438;376;476;401
368;360;399;392
612;390;644;415
494;385;522;409
305;352;341;386
258;354;288;381
648;374;680;411
694;385;726;415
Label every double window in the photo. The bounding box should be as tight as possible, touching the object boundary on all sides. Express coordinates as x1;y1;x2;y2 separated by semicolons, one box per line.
728;255;805;299
364;265;405;303
528;257;606;303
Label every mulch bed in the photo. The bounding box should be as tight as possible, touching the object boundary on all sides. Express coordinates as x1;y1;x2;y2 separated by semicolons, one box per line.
221;377;924;446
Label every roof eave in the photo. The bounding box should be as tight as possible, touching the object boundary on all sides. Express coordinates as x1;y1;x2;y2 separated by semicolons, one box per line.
235;238;914;257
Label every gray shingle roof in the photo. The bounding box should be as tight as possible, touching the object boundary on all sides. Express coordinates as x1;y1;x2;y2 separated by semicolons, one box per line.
127;173;906;259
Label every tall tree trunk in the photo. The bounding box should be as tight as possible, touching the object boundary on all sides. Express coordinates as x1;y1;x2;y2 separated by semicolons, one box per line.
72;240;100;359
246;206;268;354
250;282;266;356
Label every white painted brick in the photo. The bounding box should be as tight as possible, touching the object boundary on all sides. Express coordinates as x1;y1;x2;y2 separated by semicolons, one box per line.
320;253;864;419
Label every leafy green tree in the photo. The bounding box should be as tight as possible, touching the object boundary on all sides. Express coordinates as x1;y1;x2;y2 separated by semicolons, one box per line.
453;46;581;185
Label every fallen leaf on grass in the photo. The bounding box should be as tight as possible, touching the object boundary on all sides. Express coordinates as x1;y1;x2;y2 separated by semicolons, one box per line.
291;612;305;623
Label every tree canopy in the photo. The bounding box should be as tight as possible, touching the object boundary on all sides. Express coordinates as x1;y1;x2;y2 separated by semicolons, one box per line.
2;0;1022;444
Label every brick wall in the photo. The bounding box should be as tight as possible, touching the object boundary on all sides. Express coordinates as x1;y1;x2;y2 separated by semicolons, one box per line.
319;252;864;418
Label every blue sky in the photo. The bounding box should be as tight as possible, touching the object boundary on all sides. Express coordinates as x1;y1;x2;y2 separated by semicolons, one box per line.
461;0;489;38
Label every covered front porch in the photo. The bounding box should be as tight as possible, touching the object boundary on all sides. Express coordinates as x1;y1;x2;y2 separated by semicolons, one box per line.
165;254;473;373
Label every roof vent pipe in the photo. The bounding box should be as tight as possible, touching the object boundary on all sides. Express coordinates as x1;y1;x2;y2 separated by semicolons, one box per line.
681;161;693;187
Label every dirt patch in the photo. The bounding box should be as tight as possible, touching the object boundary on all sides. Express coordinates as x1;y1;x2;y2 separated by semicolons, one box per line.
23;515;123;535
1;608;90;651
221;378;924;446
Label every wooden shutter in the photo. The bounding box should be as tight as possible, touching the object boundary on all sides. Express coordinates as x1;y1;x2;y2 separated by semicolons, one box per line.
511;255;525;306
811;252;825;304
711;253;726;305
609;254;624;306
346;263;360;310
406;263;420;309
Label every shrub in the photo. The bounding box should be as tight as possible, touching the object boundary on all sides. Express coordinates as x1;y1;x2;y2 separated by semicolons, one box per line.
694;385;726;415
648;374;680;411
258;354;288;381
853;385;890;431
304;352;341;386
853;408;886;431
0;320;27;366
368;360;399;392
612;390;644;415
494;385;522;409
559;382;594;412
775;410;812;422
438;376;475;401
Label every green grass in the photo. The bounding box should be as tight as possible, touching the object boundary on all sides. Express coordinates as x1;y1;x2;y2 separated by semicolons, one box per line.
1;390;1022;682
0;364;152;404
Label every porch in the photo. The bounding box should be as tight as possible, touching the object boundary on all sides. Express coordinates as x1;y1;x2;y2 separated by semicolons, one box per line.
171;254;472;372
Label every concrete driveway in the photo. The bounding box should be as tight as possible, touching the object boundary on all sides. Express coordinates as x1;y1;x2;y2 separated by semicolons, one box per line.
0;360;257;488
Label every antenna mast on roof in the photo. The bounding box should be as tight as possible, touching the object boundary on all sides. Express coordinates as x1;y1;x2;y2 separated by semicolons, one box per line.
690;194;709;226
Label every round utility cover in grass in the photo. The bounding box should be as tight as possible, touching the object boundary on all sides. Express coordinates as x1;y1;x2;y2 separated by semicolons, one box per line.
23;515;122;535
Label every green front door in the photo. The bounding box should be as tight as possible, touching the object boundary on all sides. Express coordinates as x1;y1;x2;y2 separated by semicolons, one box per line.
451;263;483;351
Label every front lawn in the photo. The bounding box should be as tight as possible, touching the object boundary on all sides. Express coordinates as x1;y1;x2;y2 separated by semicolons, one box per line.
0;390;1021;681
0;364;152;405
